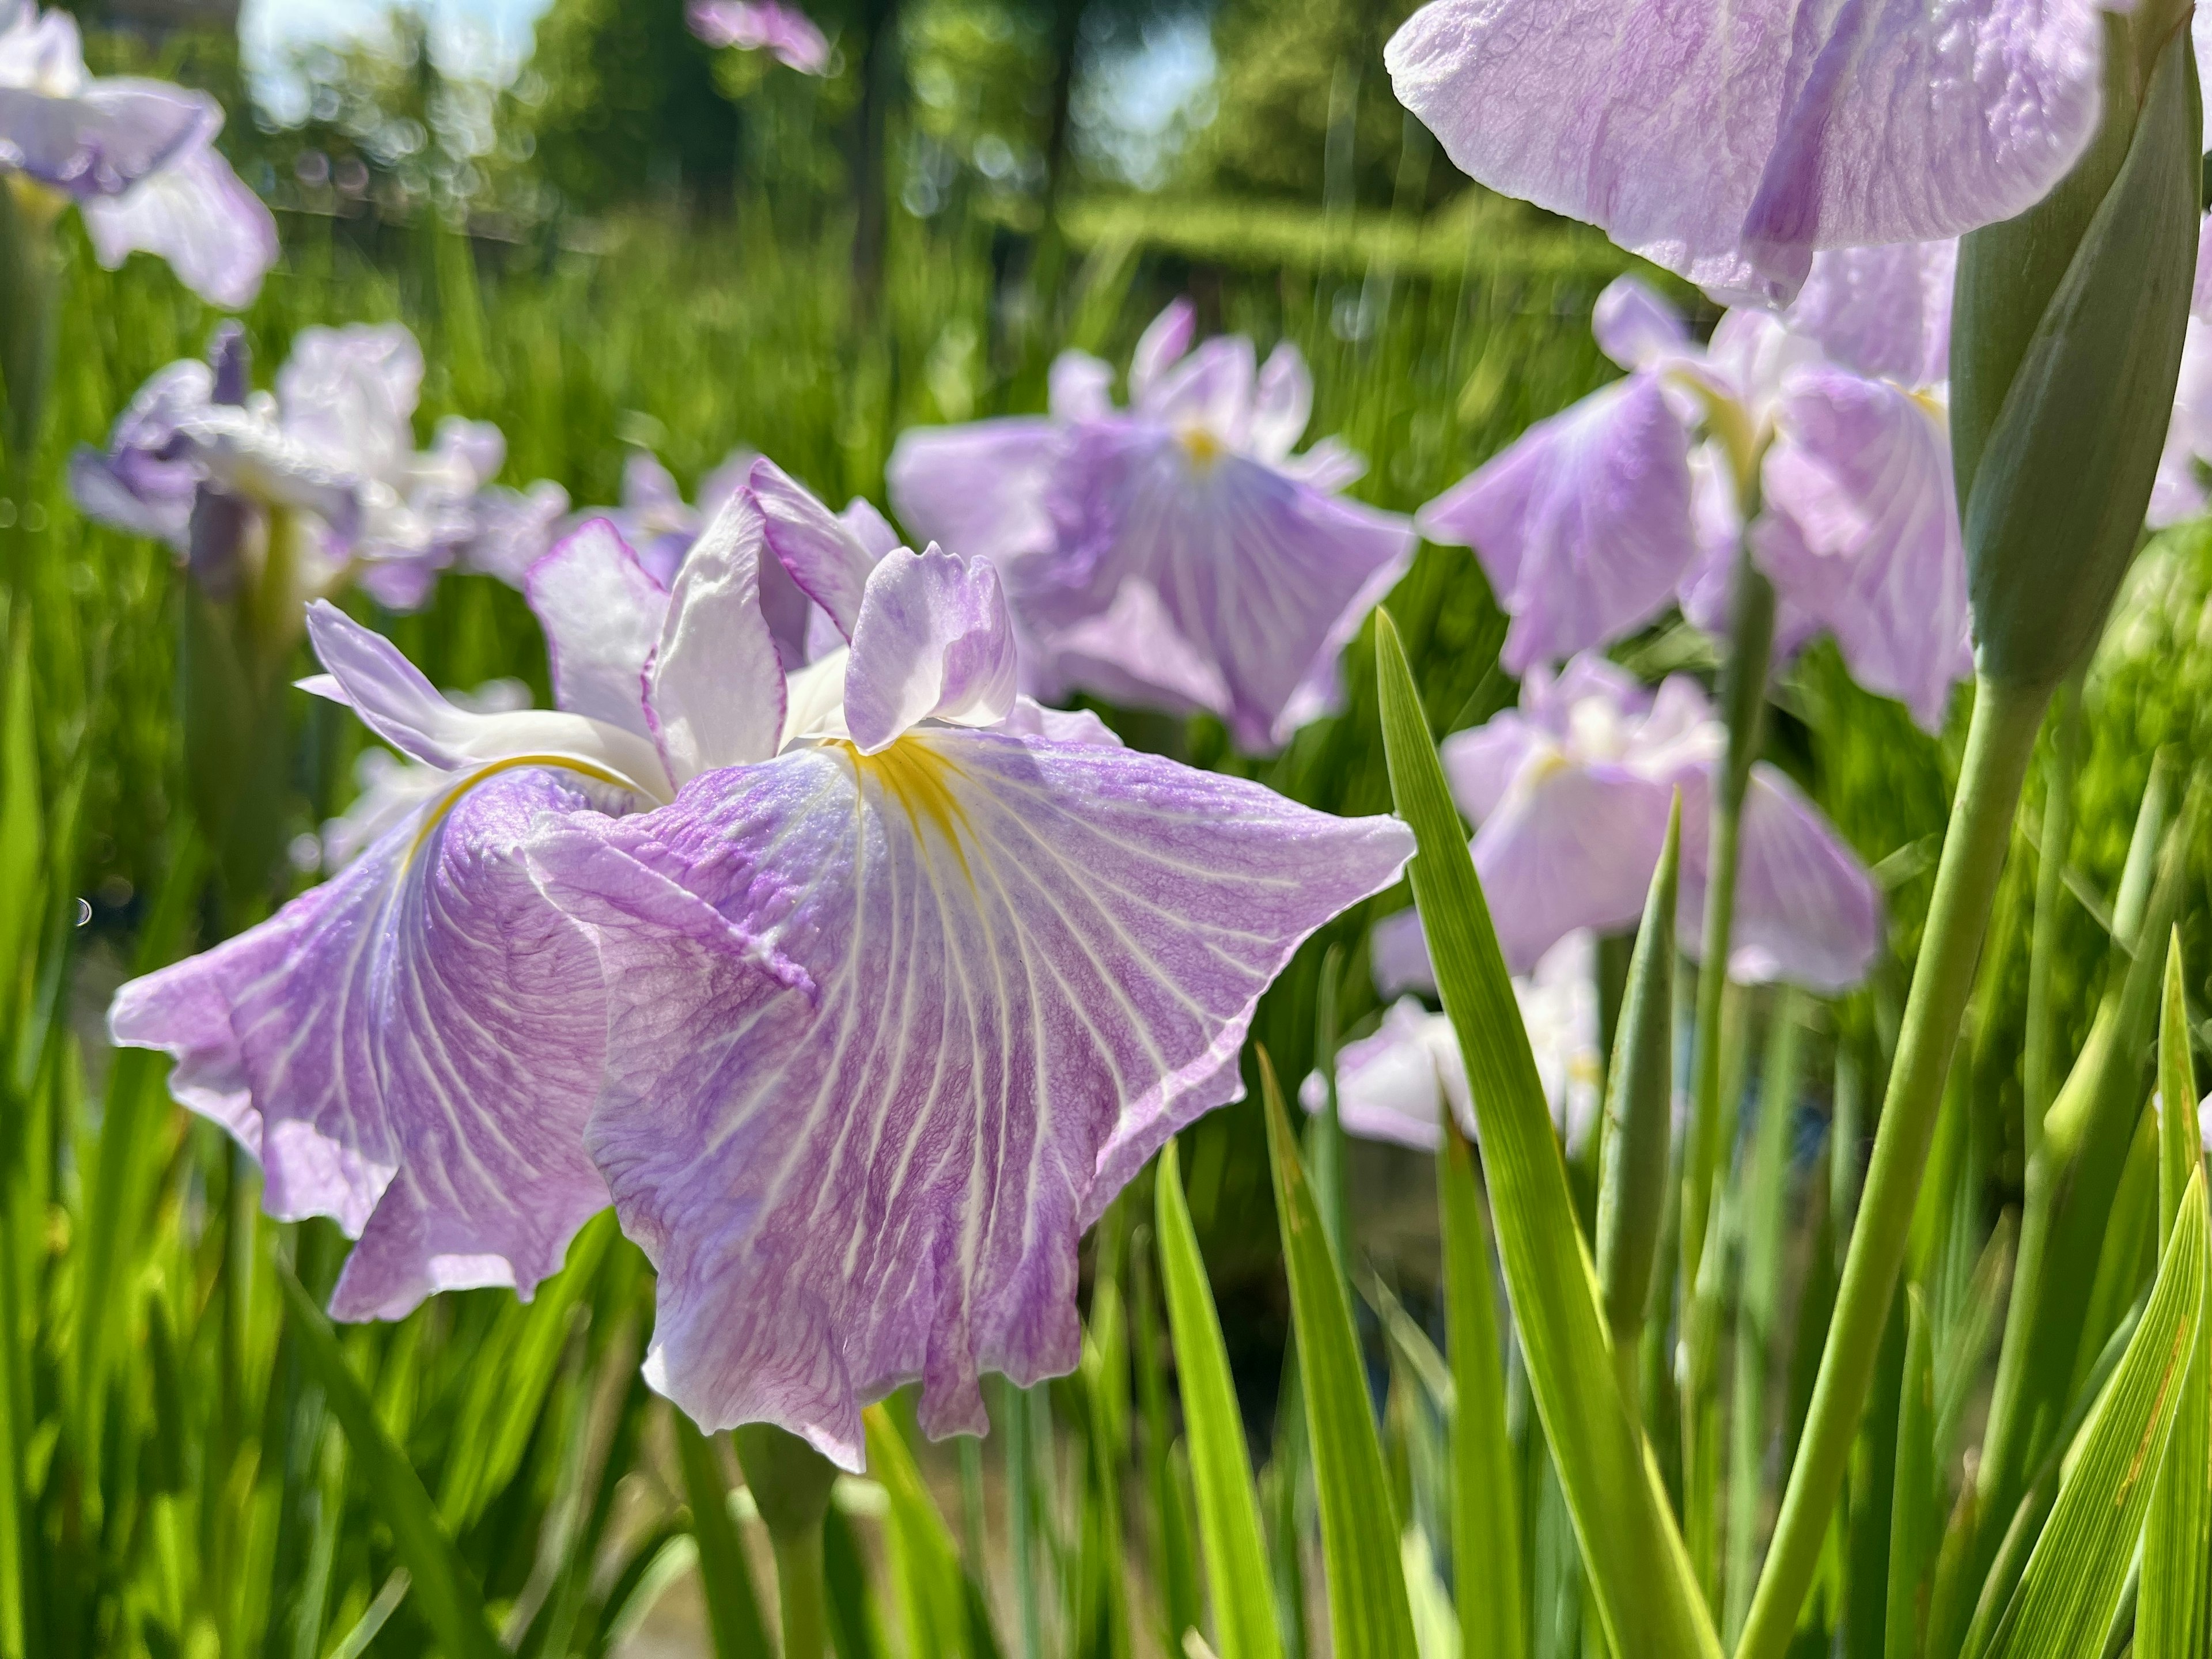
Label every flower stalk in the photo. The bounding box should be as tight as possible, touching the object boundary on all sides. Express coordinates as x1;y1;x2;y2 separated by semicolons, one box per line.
1734;673;2047;1659
734;1423;838;1659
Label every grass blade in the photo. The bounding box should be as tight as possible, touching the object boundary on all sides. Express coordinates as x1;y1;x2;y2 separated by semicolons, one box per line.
865;1405;1001;1659
1440;1112;1524;1659
1373;608;1718;1659
675;1414;772;1659
1887;1289;1938;1659
2138;930;2209;1659
1157;1137;1284;1659
1985;1170;2207;1659
274;1267;503;1659
1261;1054;1419;1659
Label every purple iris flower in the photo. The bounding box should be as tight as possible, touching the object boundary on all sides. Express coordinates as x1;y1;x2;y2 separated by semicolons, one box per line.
109;461;1413;1466
1419;270;1972;731
1384;0;2100;305
71;322;536;613
1369;652;1880;995
1307;930;1601;1153
688;0;831;74
0;2;276;307
888;300;1418;753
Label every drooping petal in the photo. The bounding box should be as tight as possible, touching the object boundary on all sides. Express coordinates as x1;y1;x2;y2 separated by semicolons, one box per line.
1756;368;1971;730
1031;577;1231;719
1021;424;1415;751
751;457;882;639
526;519;669;739
1784;239;1956;388
536;729;1413;1466
67;357;211;548
1327;998;1467;1151
842;546;1020;752
79;141;278;308
644;490;789;785
304;601;672;798
1438;708;1541;825
885;418;1063;566
1385;0;2101;303
1468;754;1676;972
0;73;210;198
109;770;617;1319
1688;762;1882;993
1417;374;1697;673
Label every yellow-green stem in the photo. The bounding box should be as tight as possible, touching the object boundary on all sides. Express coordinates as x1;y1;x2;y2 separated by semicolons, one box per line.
1734;675;2048;1659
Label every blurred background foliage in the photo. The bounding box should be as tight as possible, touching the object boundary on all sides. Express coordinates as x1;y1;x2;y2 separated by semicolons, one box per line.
5;1;2211;1654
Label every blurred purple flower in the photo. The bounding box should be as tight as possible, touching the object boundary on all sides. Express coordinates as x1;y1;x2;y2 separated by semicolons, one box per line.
889;300;1417;752
1309;930;1601;1153
1384;0;2100;304
71;322;548;613
111;465;1412;1467
1419;271;1972;730
0;2;275;306
1370;653;1880;993
2149;214;2212;529
688;0;831;74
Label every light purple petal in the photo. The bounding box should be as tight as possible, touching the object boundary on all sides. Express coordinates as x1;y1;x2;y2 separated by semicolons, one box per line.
1438;710;1540;825
463;479;571;585
842;546;1020;752
687;0;831;73
526;519;669;739
1416;373;1696;673
1049;351;1115;421
1471;756;1676;972
750;457;882;639
1592;275;1691;372
1784;240;1956;387
1328;998;1465;1151
276;324;422;483
1756;369;1971;730
1022;425;1415;750
0;66;211;198
67;355;211;547
838;495;903;560
1024;577;1228;717
108;770;616;1319
1369;907;1437;998
304;601;671;796
887;418;1063;567
1139;336;1258;442
645;490;787;783
1128;299;1196;404
537;730;1412;1465
1691;763;1882;992
1248;343;1315;464
80;141;277;308
1385;0;2102;304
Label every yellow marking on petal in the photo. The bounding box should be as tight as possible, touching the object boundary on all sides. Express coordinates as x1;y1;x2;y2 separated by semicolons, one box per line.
408;752;661;862
1177;423;1225;469
842;737;975;880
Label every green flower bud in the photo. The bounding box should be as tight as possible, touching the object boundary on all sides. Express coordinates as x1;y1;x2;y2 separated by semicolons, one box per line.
1952;16;2202;692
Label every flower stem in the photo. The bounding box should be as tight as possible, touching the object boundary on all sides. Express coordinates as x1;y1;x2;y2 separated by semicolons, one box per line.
1733;675;2048;1659
767;1529;828;1659
733;1423;838;1659
1680;553;1775;1592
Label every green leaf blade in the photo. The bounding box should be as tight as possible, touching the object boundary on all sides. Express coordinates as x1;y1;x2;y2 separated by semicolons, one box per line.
1260;1059;1419;1659
1156;1138;1286;1659
1373;609;1718;1659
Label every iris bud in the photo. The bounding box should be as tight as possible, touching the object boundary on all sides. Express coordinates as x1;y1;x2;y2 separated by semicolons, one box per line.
1953;14;2202;691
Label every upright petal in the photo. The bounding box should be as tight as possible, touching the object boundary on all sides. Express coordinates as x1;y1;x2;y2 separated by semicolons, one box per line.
277;325;422;483
1048;351;1115;421
304;601;672;798
1023;425;1415;751
751;457;882;638
79;141;278;308
1756;368;1971;730
645;491;789;785
539;730;1412;1465
1248;342;1315;463
1418;374;1696;673
109;770;617;1319
1785;240;1956;387
1592;276;1692;372
1129;300;1197;404
886;418;1063;566
1385;0;2101;303
526;519;669;739
842;547;1020;752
